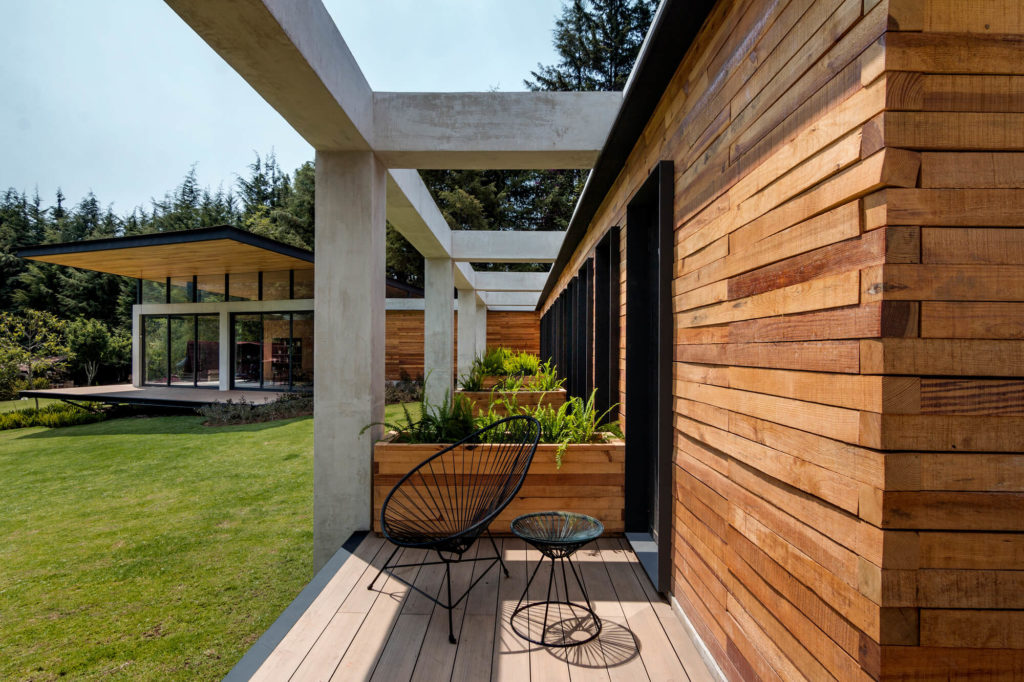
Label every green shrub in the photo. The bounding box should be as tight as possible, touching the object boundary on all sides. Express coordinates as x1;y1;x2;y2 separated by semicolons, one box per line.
0;403;106;431
197;392;313;426
385;378;423;404
375;387;617;469
30;377;51;389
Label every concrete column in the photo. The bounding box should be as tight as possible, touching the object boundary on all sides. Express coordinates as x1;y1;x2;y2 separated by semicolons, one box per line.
475;294;488;355
456;288;477;378
424;257;455;406
218;311;231;390
131;305;141;387
313;150;386;571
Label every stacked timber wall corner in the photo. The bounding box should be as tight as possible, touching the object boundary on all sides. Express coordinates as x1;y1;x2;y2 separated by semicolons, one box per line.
384;310;539;380
541;0;1024;679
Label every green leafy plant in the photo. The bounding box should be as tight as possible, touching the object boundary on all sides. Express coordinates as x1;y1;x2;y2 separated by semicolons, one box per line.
478;347;512;376
505;351;540;376
528;389;619;467
0;402;106;431
367;389;478;444
197;392;313;426
458;362;486;391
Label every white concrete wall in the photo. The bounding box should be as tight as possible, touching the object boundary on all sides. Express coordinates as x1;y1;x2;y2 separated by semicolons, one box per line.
313;150;386;571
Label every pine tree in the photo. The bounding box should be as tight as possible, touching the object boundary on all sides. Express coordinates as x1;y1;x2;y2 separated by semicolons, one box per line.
525;0;657;92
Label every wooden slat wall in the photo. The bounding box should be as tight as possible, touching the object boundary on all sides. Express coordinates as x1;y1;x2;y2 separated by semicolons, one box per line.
870;3;1024;678
541;0;1024;679
384;310;539;380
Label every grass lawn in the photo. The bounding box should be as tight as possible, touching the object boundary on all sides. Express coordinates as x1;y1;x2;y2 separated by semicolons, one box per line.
0;401;420;680
0;397;62;413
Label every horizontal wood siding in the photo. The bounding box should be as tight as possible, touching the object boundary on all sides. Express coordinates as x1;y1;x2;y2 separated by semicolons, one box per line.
542;0;1024;679
384;310;539;380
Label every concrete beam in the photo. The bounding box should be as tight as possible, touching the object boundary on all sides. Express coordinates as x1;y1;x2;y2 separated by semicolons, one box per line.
472;271;548;292
385;169;451;259
488;305;539;312
165;0;372;151
313;150;385;570
451;231;564;263
453;262;476;290
480;291;541;307
423;258;454;405
373;92;621;169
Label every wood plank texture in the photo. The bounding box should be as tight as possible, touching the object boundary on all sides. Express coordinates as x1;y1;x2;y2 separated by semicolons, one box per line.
246;535;702;681
536;0;1024;678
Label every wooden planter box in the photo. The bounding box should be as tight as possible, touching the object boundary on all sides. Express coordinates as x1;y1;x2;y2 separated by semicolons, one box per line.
456;388;567;415
372;437;624;535
480;375;504;389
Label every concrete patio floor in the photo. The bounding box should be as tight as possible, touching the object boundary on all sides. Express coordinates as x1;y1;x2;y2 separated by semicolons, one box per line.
237;534;716;681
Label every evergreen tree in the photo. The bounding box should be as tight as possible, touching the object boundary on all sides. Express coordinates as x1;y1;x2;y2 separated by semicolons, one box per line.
525;0;657;92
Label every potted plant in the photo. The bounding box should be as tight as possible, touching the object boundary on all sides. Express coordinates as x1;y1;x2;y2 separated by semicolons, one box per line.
371;389;624;535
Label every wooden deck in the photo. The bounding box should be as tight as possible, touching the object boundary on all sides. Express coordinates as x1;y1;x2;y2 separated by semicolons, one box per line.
19;384;282;408
245;534;715;681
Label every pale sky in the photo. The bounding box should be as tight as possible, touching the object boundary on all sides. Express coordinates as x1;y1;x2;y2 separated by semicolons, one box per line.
0;1;563;214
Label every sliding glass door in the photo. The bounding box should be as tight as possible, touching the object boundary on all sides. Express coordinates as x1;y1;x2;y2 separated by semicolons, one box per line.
231;312;314;391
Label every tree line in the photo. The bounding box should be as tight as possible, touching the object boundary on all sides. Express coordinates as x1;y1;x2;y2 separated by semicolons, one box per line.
0;0;655;394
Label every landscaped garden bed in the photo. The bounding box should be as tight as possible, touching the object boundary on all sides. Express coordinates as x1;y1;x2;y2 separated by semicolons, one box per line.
370;389;624;534
456;347;567;415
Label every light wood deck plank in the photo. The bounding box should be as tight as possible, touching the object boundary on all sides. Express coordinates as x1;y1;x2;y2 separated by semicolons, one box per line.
250;534;712;682
250;534;384;681
617;537;715;682
451;538;504;682
494;539;533;682
330;548;424;680
409;543;481;681
597;539;691;681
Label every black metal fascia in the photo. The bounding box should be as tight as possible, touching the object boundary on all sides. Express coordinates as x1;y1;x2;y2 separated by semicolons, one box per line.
16;224;315;263
537;0;717;310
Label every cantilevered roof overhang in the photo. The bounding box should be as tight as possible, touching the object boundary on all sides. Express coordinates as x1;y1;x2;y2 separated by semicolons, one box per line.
17;225;314;281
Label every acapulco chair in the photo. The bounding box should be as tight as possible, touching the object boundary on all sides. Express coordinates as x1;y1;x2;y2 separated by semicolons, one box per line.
368;415;541;644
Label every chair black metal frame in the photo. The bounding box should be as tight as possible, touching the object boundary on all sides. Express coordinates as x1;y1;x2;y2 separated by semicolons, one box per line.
368;415;541;644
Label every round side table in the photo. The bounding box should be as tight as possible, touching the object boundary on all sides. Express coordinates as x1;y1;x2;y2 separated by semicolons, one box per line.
510;511;603;647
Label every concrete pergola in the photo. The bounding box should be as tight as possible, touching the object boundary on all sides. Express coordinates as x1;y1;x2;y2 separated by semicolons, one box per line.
166;0;621;568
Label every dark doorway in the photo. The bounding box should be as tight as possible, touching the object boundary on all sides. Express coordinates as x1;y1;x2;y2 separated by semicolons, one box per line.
624;161;673;592
594;227;620;422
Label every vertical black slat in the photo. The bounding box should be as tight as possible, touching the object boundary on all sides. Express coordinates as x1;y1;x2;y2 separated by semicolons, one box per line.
655;160;674;594
193;314;199;387
288;313;294;390
225;273;230;301
229;313;236;390
165;314;172;387
584;258;594;398
136;279;142;304
165;277;170;304
258;271;264;301
289;270;295;300
624;160;674;593
594;227;622;421
192;275;198;303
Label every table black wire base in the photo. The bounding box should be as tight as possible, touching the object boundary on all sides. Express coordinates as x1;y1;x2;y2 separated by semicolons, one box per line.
510;511;604;648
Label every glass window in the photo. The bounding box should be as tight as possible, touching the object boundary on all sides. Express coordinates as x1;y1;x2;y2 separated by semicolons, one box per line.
229;272;258;301
262;270;291;301
170;315;196;385
141;279;166;304
169;276;194;303
292;313;314;389
196;316;220;386
263;313;291;388
234;314;262;389
293;269;314;299
144;316;168;385
197;274;225;303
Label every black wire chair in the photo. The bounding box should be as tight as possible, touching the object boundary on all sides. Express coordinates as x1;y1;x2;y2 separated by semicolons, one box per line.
368;415;541;644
